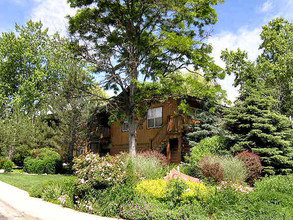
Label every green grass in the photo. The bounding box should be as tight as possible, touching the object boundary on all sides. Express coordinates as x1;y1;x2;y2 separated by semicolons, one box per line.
0;173;75;191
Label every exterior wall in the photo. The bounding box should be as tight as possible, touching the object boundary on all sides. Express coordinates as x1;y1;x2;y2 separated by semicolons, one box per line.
110;98;179;154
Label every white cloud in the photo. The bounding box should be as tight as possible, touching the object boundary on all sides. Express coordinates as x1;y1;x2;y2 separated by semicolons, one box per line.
30;0;76;36
209;27;262;103
260;0;273;13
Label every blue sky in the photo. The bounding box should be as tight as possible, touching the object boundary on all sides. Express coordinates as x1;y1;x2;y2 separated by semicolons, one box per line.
0;0;292;102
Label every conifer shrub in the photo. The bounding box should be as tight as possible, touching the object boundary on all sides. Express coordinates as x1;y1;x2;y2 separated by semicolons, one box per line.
236;151;262;185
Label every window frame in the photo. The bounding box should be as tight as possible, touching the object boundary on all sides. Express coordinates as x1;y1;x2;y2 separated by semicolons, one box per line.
147;107;163;129
122;121;129;132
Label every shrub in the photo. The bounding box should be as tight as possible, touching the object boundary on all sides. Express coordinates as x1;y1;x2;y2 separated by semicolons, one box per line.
92;185;140;217
198;155;247;184
166;179;188;204
236;151;262;185
140;150;168;165
130;153;167;180
182;181;213;202
136;180;167;199
73;153;126;189
29;177;78;208
0;158;15;172
184;136;229;176
198;156;224;183
23;148;62;174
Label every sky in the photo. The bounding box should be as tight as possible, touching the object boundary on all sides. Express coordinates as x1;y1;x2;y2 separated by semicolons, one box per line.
0;0;293;102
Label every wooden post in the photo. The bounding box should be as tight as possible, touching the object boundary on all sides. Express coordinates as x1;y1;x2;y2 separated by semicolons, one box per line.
167;139;171;163
178;137;182;163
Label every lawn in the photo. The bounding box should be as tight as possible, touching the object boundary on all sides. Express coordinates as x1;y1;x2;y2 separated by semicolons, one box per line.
0;173;75;191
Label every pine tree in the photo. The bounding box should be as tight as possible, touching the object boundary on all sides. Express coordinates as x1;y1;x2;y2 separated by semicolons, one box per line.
224;90;293;175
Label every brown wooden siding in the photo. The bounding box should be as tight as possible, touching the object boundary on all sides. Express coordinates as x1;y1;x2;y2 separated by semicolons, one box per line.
110;98;179;154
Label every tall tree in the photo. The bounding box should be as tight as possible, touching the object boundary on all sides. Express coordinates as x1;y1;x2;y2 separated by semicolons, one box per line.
222;18;293;116
224;86;293;175
68;0;225;155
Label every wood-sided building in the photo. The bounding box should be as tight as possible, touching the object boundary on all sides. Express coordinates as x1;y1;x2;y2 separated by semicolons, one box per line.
87;97;200;163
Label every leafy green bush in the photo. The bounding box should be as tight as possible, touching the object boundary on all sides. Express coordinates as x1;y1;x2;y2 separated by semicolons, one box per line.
184;136;229;176
0;158;15;172
198;155;248;184
23;148;62;174
73;153;127;189
130;152;167;180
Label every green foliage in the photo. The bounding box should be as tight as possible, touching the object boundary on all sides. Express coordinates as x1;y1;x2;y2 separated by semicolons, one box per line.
23;148;62;174
68;0;225;154
224;90;293;175
198;155;247;184
0;113;61;163
166;179;189;205
73;153;127;189
0;158;15;172
129;152;168;180
185;109;226;147
136;180;167;200
184;136;230;176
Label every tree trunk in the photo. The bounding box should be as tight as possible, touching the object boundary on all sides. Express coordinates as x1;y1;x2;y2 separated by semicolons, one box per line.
128;83;137;157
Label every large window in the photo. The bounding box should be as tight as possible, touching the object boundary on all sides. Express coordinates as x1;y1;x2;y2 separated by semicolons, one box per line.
147;107;163;128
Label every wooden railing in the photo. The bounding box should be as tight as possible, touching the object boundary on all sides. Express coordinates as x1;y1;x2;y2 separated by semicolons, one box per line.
151;115;184;150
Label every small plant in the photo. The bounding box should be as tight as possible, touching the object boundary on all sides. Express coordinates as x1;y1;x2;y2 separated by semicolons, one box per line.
198;155;248;184
198;156;224;183
130;152;167;180
136;180;167;199
140;150;168;165
166;179;188;204
0;158;15;172
236;151;262;185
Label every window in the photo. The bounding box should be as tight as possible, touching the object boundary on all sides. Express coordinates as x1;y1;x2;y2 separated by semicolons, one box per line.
147;107;163;128
122;121;129;132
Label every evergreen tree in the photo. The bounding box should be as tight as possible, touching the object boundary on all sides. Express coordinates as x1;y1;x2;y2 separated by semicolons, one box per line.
186;108;223;147
224;88;293;175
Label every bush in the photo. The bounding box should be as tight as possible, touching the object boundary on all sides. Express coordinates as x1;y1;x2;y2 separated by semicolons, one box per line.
184;136;229;176
136;180;167;199
198;156;224;183
236;151;262;185
0;158;15;172
140;150;168;165
73;153;126;189
23;148;62;174
198;155;247;184
29;177;78;208
130;152;167;180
